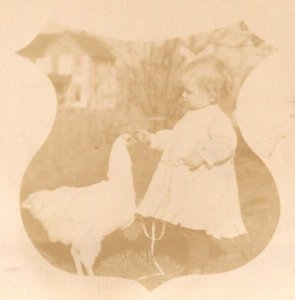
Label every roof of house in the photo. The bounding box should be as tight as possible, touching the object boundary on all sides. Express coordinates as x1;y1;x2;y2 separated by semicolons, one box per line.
18;31;115;61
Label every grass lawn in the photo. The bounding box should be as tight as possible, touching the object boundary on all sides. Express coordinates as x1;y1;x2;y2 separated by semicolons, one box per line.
20;109;280;290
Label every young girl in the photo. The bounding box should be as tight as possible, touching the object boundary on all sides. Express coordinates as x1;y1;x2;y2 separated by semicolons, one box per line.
136;55;247;273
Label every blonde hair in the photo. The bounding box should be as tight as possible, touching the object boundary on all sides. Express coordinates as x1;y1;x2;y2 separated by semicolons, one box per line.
179;56;231;102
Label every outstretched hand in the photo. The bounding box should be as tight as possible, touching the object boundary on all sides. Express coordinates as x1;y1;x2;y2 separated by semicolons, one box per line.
135;129;152;143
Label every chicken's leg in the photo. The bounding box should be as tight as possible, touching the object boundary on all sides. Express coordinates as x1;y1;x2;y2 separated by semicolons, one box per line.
84;264;94;276
71;247;83;275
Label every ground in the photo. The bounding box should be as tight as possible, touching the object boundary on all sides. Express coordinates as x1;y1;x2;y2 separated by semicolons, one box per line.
20;109;280;290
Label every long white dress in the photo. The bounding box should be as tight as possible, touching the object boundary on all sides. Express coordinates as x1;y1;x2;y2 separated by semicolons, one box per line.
137;105;247;239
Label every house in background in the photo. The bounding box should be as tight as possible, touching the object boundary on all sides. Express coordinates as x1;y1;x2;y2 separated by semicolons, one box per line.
19;31;118;110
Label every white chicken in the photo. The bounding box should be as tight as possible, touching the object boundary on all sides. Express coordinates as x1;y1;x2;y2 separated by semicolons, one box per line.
22;134;136;276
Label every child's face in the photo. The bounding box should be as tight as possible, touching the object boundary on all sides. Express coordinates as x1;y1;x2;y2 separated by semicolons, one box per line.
181;84;213;110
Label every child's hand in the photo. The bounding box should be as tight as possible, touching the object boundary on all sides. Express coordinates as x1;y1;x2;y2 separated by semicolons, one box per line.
135;129;152;143
181;152;204;170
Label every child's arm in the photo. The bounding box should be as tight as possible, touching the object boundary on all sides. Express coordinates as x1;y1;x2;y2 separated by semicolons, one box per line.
150;130;173;151
199;119;237;168
136;129;172;151
180;117;236;170
181;151;204;170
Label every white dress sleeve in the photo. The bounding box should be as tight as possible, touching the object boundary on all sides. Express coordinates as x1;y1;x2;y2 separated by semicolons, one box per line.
150;129;173;151
199;118;237;167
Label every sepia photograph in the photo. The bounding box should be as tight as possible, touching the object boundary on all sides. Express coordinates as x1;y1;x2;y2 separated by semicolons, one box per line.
17;19;281;290
3;1;295;299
